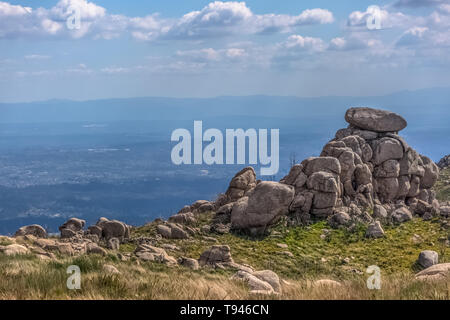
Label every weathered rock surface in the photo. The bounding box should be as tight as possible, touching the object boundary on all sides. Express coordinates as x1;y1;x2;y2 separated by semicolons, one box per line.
231;269;281;295
198;245;233;266
345;107;407;132
366;221;385;238
0;244;29;256
415;263;450;281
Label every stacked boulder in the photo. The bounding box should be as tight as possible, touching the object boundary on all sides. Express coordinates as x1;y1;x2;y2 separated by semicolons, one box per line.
283;107;440;225
198;107;443;235
282;157;342;223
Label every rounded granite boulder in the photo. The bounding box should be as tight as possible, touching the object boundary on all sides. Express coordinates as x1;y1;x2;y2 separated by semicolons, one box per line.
345;107;407;133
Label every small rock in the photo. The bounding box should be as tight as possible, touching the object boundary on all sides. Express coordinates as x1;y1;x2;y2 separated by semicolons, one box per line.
178;257;199;270
313;279;342;287
103;264;120;274
86;243;107;256
417;250;439;269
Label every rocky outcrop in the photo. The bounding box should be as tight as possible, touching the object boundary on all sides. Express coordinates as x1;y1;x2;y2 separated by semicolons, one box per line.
198;245;233;266
279;107;440;229
437;155;450;169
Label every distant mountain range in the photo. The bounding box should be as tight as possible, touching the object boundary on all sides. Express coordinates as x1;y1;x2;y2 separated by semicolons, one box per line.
1;87;450;125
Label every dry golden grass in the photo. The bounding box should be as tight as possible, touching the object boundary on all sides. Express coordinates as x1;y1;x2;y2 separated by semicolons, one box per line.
0;253;448;300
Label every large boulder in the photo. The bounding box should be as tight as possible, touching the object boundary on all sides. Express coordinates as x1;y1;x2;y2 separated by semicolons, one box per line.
231;181;294;234
365;221;385;238
14;225;47;238
345;107;407;132
437;155;450;169
372;138;404;165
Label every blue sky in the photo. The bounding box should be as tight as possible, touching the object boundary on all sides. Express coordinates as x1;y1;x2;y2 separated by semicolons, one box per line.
1;0;450;102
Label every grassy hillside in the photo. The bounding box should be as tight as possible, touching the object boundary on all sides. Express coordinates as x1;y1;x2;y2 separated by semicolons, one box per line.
0;169;449;300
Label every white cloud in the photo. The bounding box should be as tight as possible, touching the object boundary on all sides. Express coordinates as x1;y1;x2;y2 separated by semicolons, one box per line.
24;54;51;60
0;1;333;40
175;47;248;63
283;35;327;52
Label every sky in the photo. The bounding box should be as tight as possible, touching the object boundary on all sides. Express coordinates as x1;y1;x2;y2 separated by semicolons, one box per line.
1;0;450;102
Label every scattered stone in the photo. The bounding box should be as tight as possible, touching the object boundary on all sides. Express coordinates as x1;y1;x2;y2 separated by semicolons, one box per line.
45;242;74;256
391;207;412;224
103;264;120;274
198;245;233;266
178;257;199;270
252;270;282;294
232;271;273;293
276;243;288;249
327;211;351;228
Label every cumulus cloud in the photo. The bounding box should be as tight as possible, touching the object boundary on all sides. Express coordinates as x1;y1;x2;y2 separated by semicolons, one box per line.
0;0;334;40
329;35;382;51
283;35;327;52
